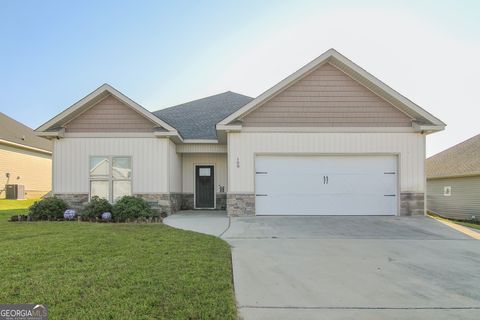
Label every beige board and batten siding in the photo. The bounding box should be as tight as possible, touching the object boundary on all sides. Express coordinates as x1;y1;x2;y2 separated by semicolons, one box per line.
182;153;228;193
0;143;52;198
240;63;413;127
53;138;170;194
64;95;157;132
427;176;480;220
168;140;182;192
228;132;425;193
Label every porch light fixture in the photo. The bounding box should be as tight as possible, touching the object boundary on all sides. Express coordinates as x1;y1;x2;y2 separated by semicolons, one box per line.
236;157;240;168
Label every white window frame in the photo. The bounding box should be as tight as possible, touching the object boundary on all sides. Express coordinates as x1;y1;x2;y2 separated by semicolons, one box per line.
443;186;452;197
89;156;132;202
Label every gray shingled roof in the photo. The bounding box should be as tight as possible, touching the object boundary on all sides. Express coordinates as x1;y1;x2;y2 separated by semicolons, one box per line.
426;134;480;179
153;91;253;139
0;112;52;152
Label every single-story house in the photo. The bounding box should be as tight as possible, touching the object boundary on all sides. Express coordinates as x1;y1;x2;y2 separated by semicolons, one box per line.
426;134;480;220
35;49;445;216
1;112;52;199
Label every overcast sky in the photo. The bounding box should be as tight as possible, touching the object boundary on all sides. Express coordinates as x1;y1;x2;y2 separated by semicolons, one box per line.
1;0;478;156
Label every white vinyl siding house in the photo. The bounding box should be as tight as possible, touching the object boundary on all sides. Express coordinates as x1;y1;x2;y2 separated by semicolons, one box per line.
36;49;444;216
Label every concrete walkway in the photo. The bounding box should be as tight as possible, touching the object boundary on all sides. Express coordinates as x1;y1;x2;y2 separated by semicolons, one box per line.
165;212;480;320
163;210;230;237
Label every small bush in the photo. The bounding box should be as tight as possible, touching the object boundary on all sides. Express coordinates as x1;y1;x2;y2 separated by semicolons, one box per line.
112;196;153;221
82;196;112;219
29;197;68;220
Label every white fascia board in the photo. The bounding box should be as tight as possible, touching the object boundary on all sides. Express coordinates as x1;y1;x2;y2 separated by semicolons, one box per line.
412;122;445;133
216;124;242;132
240;127;418;133
36;84;177;133
182;139;219;144
154;131;184;143
427;173;480;180
63;132;157;138
34;128;65;138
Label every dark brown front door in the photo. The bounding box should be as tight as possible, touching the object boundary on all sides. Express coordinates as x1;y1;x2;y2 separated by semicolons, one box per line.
195;165;215;208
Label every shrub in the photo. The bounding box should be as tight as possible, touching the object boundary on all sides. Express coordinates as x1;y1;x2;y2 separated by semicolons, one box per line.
112;196;153;221
82;196;112;219
29;197;68;220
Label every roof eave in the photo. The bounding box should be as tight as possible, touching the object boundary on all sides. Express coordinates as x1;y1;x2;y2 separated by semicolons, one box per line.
0;138;52;154
413;122;446;134
154;131;184;143
427;172;480;180
34;128;65;139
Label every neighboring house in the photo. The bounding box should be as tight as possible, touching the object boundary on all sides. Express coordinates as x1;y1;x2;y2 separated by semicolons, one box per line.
0;112;52;199
426;134;480;220
35;49;444;216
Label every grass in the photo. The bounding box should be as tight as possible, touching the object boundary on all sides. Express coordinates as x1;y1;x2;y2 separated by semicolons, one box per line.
428;211;480;231
0;199;237;319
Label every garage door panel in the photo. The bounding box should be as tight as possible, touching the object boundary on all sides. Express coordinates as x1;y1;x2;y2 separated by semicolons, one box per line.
255;155;397;216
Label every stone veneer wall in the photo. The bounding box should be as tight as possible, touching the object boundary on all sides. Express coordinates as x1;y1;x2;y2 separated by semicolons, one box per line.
135;193;176;215
56;193;177;215
216;193;227;210
170;193;182;213
227;193;255;217
180;193;227;210
181;193;194;210
400;192;425;216
54;194;89;211
55;192;232;215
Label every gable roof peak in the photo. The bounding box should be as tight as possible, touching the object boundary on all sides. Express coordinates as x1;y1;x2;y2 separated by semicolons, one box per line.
35;83;179;136
218;48;445;131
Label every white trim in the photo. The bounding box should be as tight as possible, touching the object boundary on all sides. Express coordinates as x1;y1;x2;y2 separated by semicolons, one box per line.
0;138;52;154
36;83;179;135
240;127;418;133
218;49;445;130
183;139;219;144
412;122;445;133
89;155;133;203
427;173;480;180
153;131;184;141
64;132;158;138
216;124;242;132
35;128;65;139
193;164;216;209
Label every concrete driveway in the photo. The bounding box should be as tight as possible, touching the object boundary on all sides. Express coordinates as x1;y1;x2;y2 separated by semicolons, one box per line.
166;213;480;319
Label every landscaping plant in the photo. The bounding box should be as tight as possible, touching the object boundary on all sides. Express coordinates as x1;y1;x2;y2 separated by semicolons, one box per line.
28;197;68;220
82;196;112;220
112;196;154;221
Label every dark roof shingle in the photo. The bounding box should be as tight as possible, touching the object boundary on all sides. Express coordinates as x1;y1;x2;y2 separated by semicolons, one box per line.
426;134;480;179
153;91;253;139
0;112;52;152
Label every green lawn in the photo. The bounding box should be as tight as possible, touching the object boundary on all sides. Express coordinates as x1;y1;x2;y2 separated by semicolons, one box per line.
0;199;237;319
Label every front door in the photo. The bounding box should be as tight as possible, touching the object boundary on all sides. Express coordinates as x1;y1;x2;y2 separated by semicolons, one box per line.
195;165;215;208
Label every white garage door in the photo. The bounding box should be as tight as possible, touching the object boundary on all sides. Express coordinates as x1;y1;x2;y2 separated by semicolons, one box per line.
255;155;397;215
